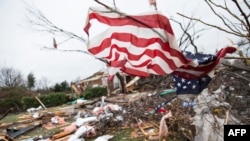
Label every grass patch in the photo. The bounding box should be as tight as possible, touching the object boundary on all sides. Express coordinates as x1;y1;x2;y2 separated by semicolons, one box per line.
0;113;21;123
85;128;144;141
110;128;143;141
17;125;62;140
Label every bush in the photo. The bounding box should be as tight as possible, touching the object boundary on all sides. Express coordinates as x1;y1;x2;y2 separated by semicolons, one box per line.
0;97;23;114
40;92;67;107
21;97;39;110
84;87;107;99
0;87;34;113
21;92;67;109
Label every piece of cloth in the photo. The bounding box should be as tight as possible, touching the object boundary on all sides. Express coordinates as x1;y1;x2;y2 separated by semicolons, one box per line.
173;48;236;94
83;7;236;81
173;74;212;94
84;7;193;77
159;111;173;139
172;47;236;79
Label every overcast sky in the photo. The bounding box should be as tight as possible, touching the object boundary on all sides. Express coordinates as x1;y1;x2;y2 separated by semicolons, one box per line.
0;0;239;86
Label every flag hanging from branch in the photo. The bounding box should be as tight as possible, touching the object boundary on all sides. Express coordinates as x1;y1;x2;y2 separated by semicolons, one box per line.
83;7;236;82
84;7;194;77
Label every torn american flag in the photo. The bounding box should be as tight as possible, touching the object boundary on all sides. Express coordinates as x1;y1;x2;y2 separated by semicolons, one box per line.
173;49;237;94
83;7;194;77
173;51;216;94
83;7;236;82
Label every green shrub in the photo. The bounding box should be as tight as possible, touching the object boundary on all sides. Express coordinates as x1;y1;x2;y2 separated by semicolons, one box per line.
21;97;39;110
84;87;107;99
21;92;67;109
40;92;67;107
0;97;23;113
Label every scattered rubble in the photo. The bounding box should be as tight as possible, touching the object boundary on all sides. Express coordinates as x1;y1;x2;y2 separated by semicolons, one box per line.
0;62;249;141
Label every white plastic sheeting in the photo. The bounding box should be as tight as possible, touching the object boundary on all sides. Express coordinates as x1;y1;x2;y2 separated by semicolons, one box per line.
27;106;42;113
94;135;114;141
68;125;96;141
192;88;240;141
76;116;98;127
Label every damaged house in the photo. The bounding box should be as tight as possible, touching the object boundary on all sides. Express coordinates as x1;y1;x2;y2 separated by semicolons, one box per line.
71;71;137;95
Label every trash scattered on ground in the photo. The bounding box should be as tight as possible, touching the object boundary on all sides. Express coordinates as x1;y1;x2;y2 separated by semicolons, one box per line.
0;63;249;141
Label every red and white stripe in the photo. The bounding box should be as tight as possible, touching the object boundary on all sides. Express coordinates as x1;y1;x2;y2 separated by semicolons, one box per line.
84;7;193;77
83;7;236;78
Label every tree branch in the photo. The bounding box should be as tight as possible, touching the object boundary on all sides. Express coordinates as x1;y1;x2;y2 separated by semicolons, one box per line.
177;13;249;39
41;46;107;63
24;3;85;43
171;18;199;52
205;0;242;34
94;0;166;40
207;0;248;29
232;0;250;33
243;0;250;9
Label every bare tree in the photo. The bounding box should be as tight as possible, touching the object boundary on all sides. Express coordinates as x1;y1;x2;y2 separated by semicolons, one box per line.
37;76;50;92
171;18;209;53
0;66;24;88
24;1;85;43
178;0;250;56
23;1;130;93
24;0;213;93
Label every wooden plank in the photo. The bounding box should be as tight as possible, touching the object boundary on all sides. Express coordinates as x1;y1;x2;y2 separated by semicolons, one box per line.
35;96;48;111
53;134;71;141
51;131;72;140
42;122;70;130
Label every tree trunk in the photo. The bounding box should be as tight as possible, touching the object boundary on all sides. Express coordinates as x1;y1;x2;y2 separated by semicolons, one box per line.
116;72;127;94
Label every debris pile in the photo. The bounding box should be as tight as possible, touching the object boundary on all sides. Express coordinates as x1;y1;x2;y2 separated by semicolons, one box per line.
0;63;249;141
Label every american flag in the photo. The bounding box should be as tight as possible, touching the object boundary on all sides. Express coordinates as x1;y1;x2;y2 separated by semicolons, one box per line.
173;74;212;94
173;51;215;94
172;47;236;79
84;7;192;77
173;50;233;94
83;7;236;81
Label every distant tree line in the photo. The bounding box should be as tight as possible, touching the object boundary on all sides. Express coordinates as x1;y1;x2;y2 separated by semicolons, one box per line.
0;65;72;94
0;65;74;113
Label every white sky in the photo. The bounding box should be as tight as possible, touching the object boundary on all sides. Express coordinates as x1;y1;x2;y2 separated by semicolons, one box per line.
0;0;239;86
